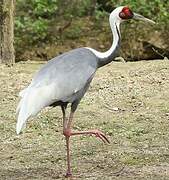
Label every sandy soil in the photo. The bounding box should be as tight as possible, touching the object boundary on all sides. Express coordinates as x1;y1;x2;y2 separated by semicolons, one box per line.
0;59;169;179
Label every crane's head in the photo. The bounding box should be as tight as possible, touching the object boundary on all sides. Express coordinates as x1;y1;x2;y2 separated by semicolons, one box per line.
110;6;155;24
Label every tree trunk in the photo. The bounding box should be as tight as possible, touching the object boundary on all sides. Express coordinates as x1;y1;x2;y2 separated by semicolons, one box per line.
0;0;15;64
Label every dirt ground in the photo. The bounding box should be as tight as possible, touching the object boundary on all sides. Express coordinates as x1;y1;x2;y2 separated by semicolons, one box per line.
1;59;169;179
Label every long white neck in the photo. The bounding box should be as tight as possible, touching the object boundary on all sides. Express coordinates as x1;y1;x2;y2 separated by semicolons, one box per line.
86;18;121;68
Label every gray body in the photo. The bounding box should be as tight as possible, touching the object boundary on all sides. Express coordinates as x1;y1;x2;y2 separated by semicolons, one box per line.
32;47;98;104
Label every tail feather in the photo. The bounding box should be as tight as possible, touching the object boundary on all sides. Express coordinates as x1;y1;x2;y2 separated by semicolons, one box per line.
16;90;31;134
16;110;30;134
16;98;23;116
16;85;56;134
16;88;38;134
16;87;28;116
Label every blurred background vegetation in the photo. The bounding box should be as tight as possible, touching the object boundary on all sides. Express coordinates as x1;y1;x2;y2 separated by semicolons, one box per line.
15;0;169;61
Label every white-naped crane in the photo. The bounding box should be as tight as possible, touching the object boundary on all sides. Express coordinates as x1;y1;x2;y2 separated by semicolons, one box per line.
16;6;155;177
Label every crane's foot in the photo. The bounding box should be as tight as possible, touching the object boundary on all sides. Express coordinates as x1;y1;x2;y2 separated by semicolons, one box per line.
90;129;110;144
64;129;110;144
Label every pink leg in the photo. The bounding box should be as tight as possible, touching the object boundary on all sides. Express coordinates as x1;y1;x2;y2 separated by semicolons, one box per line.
62;106;73;178
65;136;72;177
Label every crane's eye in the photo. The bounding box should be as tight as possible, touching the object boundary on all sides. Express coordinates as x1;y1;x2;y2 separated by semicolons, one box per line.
119;7;133;19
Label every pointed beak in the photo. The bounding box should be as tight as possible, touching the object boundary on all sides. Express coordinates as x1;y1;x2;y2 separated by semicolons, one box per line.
133;13;155;24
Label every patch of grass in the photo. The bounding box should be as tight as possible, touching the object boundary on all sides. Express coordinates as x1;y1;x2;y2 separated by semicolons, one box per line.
1;60;169;179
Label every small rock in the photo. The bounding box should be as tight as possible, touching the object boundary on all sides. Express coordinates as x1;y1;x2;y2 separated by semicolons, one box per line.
112;107;119;111
99;45;105;49
164;57;169;61
115;56;126;62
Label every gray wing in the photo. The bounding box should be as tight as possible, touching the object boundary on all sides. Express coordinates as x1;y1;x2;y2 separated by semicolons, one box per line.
24;48;98;104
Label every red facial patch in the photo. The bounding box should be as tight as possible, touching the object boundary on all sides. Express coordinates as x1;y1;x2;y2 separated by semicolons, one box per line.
119;7;133;19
